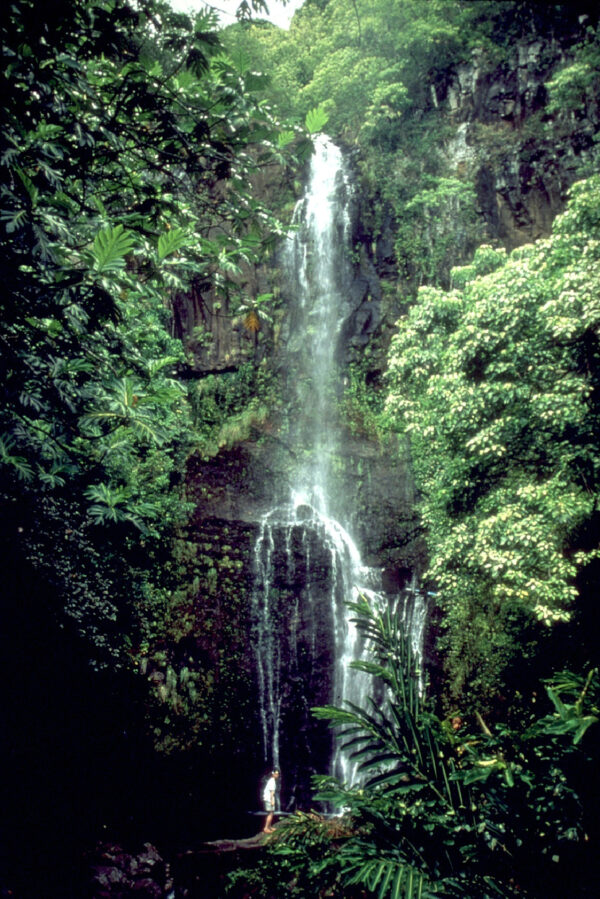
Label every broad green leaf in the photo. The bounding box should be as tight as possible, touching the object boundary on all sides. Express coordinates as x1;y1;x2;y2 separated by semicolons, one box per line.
16;167;39;205
157;227;189;261
277;130;295;149
305;104;329;134
91;225;136;273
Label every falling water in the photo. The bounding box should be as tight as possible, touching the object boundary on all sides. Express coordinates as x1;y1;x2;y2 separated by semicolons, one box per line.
252;136;427;790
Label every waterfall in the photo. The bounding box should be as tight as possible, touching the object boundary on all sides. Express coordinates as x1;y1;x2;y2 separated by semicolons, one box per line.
251;136;426;794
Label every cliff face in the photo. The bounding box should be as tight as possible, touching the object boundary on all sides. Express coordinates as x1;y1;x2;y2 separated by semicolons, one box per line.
171;279;267;373
149;133;426;813
360;19;599;296
441;36;599;250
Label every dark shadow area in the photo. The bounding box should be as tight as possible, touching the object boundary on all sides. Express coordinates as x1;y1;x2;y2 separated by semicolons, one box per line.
0;525;262;898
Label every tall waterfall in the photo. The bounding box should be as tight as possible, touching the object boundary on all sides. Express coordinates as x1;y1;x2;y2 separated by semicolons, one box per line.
252;136;426;796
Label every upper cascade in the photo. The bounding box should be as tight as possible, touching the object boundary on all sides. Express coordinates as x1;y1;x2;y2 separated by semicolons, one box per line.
284;134;354;514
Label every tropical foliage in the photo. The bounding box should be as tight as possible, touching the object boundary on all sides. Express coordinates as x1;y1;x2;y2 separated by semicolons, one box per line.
230;598;598;898
225;0;599;287
4;1;600;895
0;0;304;663
384;176;600;705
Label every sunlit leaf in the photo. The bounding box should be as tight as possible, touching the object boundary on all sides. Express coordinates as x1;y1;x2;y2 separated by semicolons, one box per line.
90;224;136;273
305;104;329;134
157;227;189;260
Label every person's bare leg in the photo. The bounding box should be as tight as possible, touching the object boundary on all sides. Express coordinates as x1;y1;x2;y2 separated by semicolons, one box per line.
263;811;274;833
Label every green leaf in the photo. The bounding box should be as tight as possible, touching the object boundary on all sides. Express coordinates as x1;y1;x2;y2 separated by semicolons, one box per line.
378;861;395;898
84;482;127;508
305;104;329;134
0;435;34;481
546;687;568;717
157;227;189;261
573;715;599;744
391;866;406;899
16;167;40;206
277;130;295;149
90;225;136;273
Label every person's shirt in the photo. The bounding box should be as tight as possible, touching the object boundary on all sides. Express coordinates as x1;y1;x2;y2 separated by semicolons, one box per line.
263;776;276;802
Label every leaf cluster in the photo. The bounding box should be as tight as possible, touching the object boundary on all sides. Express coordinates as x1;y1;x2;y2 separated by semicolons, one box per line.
384;176;600;704
0;0;301;663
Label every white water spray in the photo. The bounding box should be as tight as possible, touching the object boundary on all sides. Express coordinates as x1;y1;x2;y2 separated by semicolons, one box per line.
252;136;427;788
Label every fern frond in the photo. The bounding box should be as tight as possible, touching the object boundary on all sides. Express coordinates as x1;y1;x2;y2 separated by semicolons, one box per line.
0;435;34;481
277;130;295;149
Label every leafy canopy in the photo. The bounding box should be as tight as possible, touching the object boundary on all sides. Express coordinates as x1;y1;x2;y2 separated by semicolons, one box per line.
384;176;600;703
0;0;301;663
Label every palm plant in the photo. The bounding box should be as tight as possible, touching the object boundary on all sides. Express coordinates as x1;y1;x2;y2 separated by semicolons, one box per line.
311;595;487;899
236;292;274;333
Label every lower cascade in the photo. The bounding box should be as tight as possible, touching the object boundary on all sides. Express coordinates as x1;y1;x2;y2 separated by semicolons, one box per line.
250;136;427;804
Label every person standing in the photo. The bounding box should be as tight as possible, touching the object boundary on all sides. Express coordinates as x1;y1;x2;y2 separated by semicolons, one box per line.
262;768;280;833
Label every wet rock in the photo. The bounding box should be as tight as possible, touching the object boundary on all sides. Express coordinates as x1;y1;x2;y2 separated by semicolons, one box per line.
441;35;600;251
89;842;172;898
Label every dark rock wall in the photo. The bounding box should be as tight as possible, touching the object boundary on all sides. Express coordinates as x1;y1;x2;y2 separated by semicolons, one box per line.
171;280;264;373
171;273;274;374
182;429;424;812
257;523;337;809
361;23;599;294
440;36;599;251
